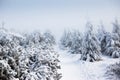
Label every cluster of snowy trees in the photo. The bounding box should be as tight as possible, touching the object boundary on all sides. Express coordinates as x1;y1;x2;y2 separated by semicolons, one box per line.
98;20;120;58
60;29;83;54
0;28;61;80
60;20;120;62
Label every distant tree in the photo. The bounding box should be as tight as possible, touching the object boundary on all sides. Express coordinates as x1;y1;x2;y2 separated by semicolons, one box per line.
69;30;83;54
97;24;107;53
80;22;101;62
112;19;120;48
96;24;114;56
25;31;43;46
60;30;73;49
113;19;120;39
43;31;56;47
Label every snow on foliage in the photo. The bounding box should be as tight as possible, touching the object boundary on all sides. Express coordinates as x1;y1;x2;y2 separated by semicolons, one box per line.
60;30;83;54
97;24;106;53
0;28;23;80
69;30;83;54
60;30;73;49
60;20;120;62
97;20;120;58
80;22;101;62
0;28;61;80
60;22;102;62
106;62;120;80
43;31;56;46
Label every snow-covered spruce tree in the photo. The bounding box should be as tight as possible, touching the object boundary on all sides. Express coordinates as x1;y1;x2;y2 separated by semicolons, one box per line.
80;22;101;62
97;24;107;53
43;31;56;47
23;31;43;46
111;20;120;58
102;32;117;57
19;31;61;80
97;25;115;57
101;20;120;58
113;19;120;40
0;28;24;80
69;30;83;54
60;30;73;49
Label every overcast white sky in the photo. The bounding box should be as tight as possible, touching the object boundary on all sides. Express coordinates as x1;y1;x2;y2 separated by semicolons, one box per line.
0;0;120;38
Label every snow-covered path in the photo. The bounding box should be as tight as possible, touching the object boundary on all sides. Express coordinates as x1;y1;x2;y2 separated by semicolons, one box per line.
56;47;120;80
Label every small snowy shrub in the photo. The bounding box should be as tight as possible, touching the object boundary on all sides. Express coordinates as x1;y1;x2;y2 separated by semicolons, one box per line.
106;62;120;80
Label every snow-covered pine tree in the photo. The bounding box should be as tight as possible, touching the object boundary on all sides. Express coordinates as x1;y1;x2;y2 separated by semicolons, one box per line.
24;31;43;46
97;24;107;53
103;32;114;56
69;30;83;54
113;19;120;40
0;28;24;80
80;22;101;62
112;20;120;49
60;30;73;49
43;31;56;47
97;24;115;57
102;20;120;58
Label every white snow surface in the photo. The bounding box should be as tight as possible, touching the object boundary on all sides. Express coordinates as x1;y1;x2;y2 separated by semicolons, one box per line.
55;46;120;80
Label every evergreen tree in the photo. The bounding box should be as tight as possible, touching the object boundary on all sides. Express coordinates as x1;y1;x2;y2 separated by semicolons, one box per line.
60;30;73;49
113;19;120;39
43;31;56;47
0;28;23;80
69;30;83;54
80;22;101;62
102;20;120;58
97;24;107;53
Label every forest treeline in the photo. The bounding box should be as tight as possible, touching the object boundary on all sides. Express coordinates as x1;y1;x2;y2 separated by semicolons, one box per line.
0;19;120;80
60;20;120;61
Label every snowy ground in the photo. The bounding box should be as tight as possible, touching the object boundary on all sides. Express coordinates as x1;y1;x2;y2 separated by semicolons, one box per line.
55;46;120;80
